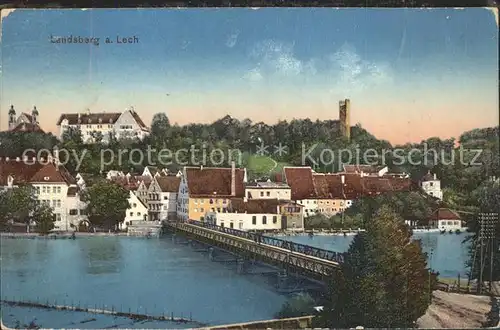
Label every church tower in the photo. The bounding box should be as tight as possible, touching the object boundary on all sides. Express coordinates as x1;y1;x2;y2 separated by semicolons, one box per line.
8;105;16;130
339;99;351;141
32;105;39;124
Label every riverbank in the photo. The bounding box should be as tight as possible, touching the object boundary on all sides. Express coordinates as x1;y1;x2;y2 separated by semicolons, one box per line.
0;232;129;239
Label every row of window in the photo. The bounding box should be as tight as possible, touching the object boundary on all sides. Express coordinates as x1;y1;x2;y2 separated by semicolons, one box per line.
149;204;169;211
194;207;228;213
148;193;169;201
69;209;87;215
35;186;62;194
120;125;133;130
39;199;62;208
251;215;281;225
439;220;460;226
193;198;227;205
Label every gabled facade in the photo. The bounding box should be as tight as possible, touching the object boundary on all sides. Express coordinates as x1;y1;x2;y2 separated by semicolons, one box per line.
123;191;148;227
0;155;87;231
147;175;180;221
56;107;150;143
245;181;291;200
177;162;246;221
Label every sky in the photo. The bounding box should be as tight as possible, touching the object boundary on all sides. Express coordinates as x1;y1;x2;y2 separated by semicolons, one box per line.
0;8;498;144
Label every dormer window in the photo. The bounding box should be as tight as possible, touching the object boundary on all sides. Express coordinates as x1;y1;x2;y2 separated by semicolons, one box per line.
44;176;50;181
88;118;92;124
98;118;102;123
109;118;113;124
78;118;82;124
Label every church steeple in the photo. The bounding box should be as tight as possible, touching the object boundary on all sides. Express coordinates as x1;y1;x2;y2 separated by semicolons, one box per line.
32;105;39;124
8;105;16;130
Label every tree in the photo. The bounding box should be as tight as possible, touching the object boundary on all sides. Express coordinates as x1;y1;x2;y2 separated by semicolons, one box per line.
466;179;500;283
80;180;130;231
275;293;317;319
316;205;434;328
0;186;39;231
33;204;55;234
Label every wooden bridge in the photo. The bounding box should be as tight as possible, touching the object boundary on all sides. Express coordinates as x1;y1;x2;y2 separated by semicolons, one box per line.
164;221;344;282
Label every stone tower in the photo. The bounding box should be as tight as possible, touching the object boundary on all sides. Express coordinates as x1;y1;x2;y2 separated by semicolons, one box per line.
339;99;351;141
8;105;16;130
32;105;39;124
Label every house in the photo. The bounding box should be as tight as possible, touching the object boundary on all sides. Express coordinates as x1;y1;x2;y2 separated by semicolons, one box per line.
177;162;247;221
312;173;347;216
136;178;152;205
147;175;181;221
283;167;319;217
420;171;443;200
106;170;124;180
429;208;462;230
56;107;150;143
283;166;413;218
245;180;291;200
0;153;86;231
205;198;304;231
123;191;148;228
7;105;44;133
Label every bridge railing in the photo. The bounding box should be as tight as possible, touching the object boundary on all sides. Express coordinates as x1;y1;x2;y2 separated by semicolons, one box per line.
181;220;345;264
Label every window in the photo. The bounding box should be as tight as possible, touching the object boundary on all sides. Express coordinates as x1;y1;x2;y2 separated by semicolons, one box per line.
430;182;434;186
217;208;221;212
164;205;168;210
273;216;277;224
57;187;61;194
262;216;267;225
138;212;141;216
69;209;78;215
52;200;56;207
55;214;61;221
247;192;251;198
223;199;227;204
132;203;137;208
230;222;234;229
221;222;224;227
56;200;61;208
130;212;134;216
210;199;214;204
252;216;257;225
260;191;264;197
266;191;270;197
80;209;87;215
164;196;168;200
42;186;47;193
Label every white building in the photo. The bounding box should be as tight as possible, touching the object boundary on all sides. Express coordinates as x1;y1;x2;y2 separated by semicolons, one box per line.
420;171;443;200
56;107;150;143
205;198;303;231
122;191;148;229
147;175;181;221
429;208;463;231
0;155;87;231
245;180;291;200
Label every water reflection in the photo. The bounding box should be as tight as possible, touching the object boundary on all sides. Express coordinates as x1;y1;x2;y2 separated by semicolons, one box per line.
281;232;472;278
80;238;123;275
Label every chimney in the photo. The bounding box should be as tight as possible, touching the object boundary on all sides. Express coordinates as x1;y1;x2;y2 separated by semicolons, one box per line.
433;173;437;180
341;175;345;184
231;161;236;197
16;157;20;162
86;108;91;115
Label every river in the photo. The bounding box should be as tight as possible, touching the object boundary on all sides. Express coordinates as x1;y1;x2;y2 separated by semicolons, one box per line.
278;231;472;278
0;231;471;328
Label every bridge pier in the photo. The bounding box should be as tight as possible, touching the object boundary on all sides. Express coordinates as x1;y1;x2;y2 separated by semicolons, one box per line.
277;271;288;290
237;259;246;274
208;247;215;261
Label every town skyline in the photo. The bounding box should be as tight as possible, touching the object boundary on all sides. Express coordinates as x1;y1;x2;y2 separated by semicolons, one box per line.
1;8;498;144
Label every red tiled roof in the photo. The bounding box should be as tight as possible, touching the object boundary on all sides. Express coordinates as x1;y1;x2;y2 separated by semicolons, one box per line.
430;208;461;221
0;159;75;186
312;174;344;199
10;122;45;133
56;112;121;125
230;198;281;214
343;164;382;174
283;167;317;200
110;175;151;191
186;167;245;198
343;174;364;200
155;176;180;192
